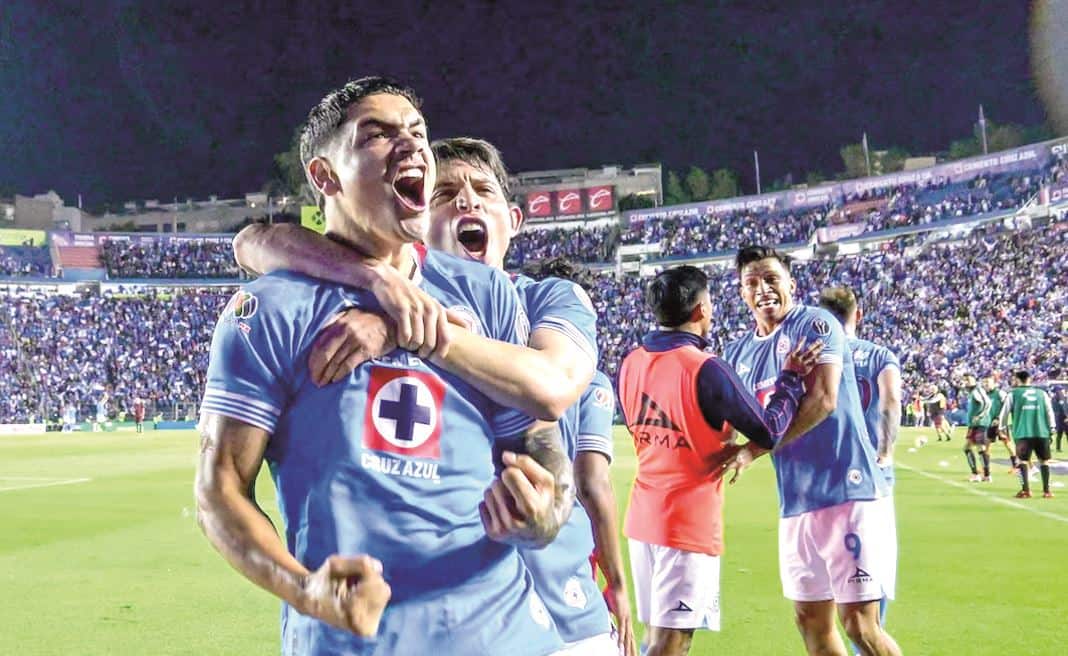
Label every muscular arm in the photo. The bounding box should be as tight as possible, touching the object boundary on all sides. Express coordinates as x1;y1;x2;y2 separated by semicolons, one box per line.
194;413;311;612
574;451;626;591
777;362;841;449
487;420;575;548
433;326;594;421
876;366;902;460
233;222;382;284
523;420;575;541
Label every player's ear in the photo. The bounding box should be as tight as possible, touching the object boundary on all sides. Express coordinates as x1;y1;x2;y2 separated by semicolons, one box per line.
509;204;525;236
308;157;341;199
855;306;864;325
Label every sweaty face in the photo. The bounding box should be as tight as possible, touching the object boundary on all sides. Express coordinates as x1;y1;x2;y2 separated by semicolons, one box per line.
426;159;517;270
321;93;434;245
739;258;796;328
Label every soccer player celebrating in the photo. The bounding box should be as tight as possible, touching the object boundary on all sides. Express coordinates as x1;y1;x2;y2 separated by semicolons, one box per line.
1001;370;1058;498
196;77;573;655
233;136;633;654
617;265;821;656
983;376;1019;471
722;246;900;656
961;373;993;482
923;384;952;441
818;287;900;651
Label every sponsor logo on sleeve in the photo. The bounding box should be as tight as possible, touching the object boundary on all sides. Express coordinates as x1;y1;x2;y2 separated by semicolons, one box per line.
446;305;484;336
223;290;258;335
811;318;831;337
593;386;614;410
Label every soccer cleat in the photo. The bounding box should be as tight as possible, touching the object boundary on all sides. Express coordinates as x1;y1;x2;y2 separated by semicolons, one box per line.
1015;490;1032;499
1043;491;1054;498
981;475;992;483
969;474;982;483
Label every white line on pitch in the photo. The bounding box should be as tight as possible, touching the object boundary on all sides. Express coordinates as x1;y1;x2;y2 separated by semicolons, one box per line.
898;462;1068;524
0;476;73;480
0;478;92;493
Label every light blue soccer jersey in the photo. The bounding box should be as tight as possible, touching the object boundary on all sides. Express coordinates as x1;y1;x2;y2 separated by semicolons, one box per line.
520;370;615;644
723;305;890;518
511;274;598;365
848;336;900;486
200;248;562;656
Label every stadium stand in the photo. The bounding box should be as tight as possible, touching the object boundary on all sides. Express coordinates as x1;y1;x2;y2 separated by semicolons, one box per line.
0;287;229;423
0;245;53;278
504;223;619;268
2;139;1066;426
99;238;241;279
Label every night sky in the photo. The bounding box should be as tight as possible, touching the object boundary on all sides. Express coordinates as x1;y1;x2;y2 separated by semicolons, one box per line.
0;1;1054;208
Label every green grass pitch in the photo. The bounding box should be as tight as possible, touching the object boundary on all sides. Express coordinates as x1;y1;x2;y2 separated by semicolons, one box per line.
1;426;1065;655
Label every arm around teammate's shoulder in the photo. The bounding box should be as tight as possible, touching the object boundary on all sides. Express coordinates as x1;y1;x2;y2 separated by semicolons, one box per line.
697;339;823;449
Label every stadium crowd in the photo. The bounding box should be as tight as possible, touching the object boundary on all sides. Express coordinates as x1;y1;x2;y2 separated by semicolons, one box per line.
0;287;229;423
99;238;241;279
1;221;1064;424
504;223;618;268
0;245;53;278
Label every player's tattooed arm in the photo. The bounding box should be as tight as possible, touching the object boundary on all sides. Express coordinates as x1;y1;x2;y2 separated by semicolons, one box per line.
481;421;574;548
195;413;390;636
233;223;449;358
877;365;902;461
524;420;575;534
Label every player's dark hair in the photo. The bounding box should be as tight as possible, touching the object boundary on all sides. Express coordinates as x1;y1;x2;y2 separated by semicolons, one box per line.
735;244;792;273
432;137;511;198
646;265;708;328
522;256;594;290
1014;370;1031;384
818;286;858;324
299;76;423;204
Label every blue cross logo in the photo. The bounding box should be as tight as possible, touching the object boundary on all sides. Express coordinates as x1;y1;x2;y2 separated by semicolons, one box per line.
379;382;432;443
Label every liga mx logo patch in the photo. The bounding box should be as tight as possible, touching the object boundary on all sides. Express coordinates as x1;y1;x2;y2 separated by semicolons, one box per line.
363;367;445;459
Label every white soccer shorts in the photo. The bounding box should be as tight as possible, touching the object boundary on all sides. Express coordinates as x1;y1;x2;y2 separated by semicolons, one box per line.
552;631;619;655
628;539;721;631
779;496;897;604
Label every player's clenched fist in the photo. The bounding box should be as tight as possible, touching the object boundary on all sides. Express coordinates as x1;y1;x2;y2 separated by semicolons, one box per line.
299;555;391;637
480;450;561;548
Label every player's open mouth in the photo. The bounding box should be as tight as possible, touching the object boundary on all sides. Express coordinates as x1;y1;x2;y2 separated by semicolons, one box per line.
391;166;428;215
756;296;780;310
455;216;488;258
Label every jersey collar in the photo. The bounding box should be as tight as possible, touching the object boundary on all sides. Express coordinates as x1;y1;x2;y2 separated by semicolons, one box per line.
641;330;710;352
752;304;801;342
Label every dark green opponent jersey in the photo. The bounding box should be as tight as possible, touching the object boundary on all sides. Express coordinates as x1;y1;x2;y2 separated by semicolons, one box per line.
967;387;992;428
987;388;1007;425
1000;386;1056;440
